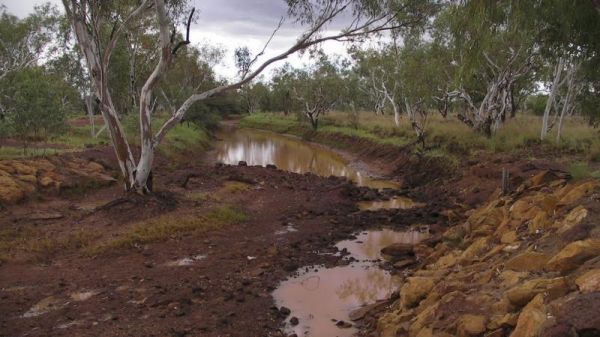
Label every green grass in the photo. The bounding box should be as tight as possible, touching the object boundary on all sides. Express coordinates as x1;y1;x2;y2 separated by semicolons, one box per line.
568;162;600;180
87;206;247;254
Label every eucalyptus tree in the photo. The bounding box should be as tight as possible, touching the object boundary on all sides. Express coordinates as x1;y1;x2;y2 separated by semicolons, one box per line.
438;0;538;136
537;0;600;141
291;53;344;129
270;63;297;115
397;38;451;145
63;0;436;193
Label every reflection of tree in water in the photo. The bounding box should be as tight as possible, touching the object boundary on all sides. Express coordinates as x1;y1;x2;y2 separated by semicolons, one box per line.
335;268;397;304
215;129;387;186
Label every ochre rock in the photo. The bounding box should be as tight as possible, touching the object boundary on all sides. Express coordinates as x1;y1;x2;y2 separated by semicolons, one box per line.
500;270;529;288
506;277;569;306
381;243;415;260
556;180;599;206
400;277;436;309
555;206;588;233
458;237;489;264
500;230;518;244
528;211;552;234
546;239;600;273
0;175;25;203
18;174;37;184
575;269;600;293
456;314;487;337
505;251;551;272
10;161;37;175
510;294;547;337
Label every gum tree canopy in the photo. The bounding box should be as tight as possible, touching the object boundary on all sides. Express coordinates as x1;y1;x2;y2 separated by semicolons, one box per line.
62;0;437;193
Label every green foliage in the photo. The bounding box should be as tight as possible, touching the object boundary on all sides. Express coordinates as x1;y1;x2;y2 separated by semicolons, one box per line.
526;95;548;116
2;67;70;140
568;162;600;180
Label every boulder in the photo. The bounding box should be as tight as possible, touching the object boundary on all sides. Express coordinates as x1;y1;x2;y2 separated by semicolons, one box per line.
10;161;37;175
500;230;518;244
381;243;415;259
505;251;551;272
456;314;487;337
500;270;528;288
529;211;552;234
575;269;600;293
0;175;25;203
458;237;489;264
506;277;569;307
510;294;547;337
556;206;588;233
400;277;436;308
546;239;600;273
557;181;599;206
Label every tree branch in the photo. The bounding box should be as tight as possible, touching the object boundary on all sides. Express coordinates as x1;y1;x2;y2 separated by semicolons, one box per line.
172;7;195;55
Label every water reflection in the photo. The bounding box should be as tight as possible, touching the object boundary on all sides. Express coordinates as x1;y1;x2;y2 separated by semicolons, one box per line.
336;229;428;261
273;264;399;337
273;229;428;337
214;128;398;189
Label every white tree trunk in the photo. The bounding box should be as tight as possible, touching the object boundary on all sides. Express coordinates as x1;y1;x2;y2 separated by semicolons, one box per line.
541;57;564;140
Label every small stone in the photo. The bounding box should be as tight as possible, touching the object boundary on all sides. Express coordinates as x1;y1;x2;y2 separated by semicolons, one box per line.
289;316;299;326
335;320;352;329
546;239;600;273
380;243;414;258
238;161;247;166
279;306;291;317
505;251;550;272
456;314;486;337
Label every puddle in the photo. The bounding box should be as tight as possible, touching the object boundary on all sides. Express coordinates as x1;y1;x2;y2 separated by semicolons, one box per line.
214;128;398;190
273;229;428;337
357;197;425;211
336;229;429;261
164;254;207;267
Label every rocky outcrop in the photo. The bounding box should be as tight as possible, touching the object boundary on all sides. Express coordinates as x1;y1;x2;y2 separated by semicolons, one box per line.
376;174;600;337
0;157;116;204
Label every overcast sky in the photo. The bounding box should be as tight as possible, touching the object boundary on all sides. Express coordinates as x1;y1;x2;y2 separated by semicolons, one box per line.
1;0;354;80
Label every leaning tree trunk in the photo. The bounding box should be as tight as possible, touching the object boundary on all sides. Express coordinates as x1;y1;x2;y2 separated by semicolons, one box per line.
541;57;564;140
556;62;581;143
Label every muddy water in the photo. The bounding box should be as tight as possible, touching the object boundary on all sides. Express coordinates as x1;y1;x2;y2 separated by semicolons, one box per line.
215;126;426;337
273;230;428;337
214;127;398;189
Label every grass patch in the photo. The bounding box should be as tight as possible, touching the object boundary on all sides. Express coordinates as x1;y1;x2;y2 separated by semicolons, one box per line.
26;230;96;262
0;146;68;160
88;206;247;254
0;226;97;262
241;112;600;159
186;191;215;202
568;162;600;180
220;181;252;194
